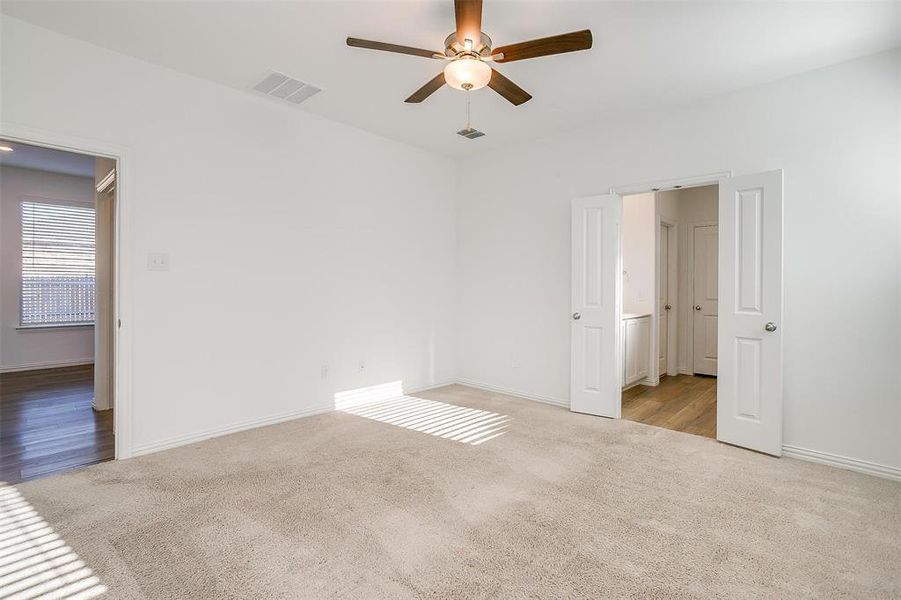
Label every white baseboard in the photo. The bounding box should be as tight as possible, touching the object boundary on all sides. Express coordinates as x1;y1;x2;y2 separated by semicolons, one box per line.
130;379;453;458
131;403;334;457
455;379;569;408
0;359;94;373
127;379;900;484
405;380;456;394
782;445;901;482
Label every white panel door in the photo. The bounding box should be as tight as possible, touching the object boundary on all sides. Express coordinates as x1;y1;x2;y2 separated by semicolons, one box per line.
717;170;783;456
692;225;719;375
571;194;622;417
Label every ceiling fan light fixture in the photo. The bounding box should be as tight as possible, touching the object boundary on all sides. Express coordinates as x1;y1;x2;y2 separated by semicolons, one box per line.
347;1;593;107
443;56;491;91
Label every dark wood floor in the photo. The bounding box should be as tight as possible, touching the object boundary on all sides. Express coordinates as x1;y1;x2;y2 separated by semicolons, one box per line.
622;374;717;439
1;364;113;484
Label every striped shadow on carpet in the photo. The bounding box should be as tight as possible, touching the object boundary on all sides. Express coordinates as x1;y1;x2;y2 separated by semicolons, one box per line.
335;381;510;445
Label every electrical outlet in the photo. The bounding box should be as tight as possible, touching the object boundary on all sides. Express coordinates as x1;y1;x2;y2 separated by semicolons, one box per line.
358;361;365;372
147;252;170;271
320;365;329;379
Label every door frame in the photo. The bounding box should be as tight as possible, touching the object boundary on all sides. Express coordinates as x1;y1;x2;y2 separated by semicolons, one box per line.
1;122;135;460
610;171;729;418
576;169;784;454
610;169;784;456
608;170;732;410
655;218;677;380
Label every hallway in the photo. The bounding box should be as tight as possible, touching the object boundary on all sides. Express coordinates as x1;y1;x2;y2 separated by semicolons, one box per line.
622;375;716;439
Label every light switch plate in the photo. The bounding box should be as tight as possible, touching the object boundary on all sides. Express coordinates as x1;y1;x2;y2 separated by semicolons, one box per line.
147;252;170;271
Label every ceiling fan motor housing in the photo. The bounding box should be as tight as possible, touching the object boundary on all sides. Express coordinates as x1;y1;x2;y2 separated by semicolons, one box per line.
444;32;493;57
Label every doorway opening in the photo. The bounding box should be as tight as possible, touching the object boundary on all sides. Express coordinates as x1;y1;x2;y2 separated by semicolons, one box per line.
620;184;719;439
0;138;117;483
570;170;782;454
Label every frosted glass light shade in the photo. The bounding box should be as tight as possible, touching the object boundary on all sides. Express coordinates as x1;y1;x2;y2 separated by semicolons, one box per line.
444;57;491;91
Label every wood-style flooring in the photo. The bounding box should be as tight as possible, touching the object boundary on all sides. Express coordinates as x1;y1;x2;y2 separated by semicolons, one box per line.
1;364;113;484
622;374;716;439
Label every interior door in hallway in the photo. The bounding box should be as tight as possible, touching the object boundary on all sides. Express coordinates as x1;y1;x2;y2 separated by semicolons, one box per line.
570;194;622;418
692;225;718;375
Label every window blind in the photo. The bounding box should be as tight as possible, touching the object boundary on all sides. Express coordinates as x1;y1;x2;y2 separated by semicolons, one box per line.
21;201;96;326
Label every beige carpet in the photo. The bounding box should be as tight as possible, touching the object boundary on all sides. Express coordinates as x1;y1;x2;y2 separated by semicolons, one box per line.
4;384;900;599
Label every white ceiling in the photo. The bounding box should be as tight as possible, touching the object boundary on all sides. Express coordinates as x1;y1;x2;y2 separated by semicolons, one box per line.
0;139;96;178
3;1;899;157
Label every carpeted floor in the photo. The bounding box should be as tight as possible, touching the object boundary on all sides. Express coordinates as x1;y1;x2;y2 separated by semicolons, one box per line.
4;384;900;598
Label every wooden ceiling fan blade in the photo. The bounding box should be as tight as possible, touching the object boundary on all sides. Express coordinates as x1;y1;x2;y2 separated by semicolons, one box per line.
454;0;483;45
405;72;447;103
346;37;443;59
494;29;592;63
487;69;531;106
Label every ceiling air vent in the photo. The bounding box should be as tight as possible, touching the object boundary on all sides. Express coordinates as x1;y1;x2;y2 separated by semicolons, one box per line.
252;72;321;105
457;127;485;140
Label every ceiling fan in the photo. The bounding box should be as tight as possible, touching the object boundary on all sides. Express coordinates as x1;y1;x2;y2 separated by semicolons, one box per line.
346;0;592;106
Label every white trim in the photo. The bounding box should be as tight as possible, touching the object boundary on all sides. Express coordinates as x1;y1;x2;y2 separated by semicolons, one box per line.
782;445;901;482
16;323;94;330
615;174;730;421
0;358;93;373
0;121;136;460
126;378;901;483
405;380;457;394
131;379;456;458
132;403;334;457
455;379;569;408
611;171;731;196
656;217;679;377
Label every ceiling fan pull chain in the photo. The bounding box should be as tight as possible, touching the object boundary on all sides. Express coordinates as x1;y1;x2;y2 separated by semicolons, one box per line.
466;92;471;129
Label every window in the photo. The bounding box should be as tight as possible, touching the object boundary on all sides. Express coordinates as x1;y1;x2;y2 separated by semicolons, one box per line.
20;201;96;326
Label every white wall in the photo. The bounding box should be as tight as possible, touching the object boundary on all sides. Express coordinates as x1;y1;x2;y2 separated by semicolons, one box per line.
622;192;655;316
3;16;898;473
457;49;901;469
0;165;95;371
1;17;458;452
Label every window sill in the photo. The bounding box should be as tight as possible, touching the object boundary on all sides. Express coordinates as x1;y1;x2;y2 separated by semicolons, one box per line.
17;323;95;331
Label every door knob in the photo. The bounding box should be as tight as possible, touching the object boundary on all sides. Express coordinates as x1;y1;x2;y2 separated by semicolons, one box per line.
572;312;581;320
764;322;777;332
694;305;702;311
664;304;672;310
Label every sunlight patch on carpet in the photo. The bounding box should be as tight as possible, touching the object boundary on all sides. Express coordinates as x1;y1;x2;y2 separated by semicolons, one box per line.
335;382;510;445
0;483;107;600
